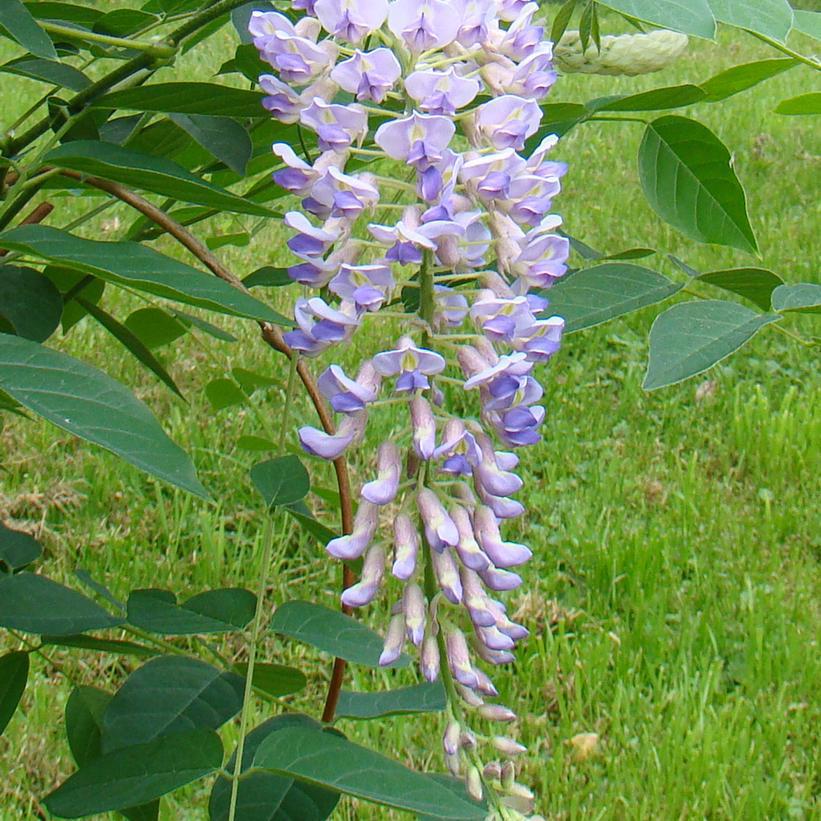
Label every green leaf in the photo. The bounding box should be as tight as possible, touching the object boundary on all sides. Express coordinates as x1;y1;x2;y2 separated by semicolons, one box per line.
26;2;103;28
545;264;681;333
65;685;160;821
95;82;267;118
775;93;821;116
79;298;183;398
170;114;252;175
42;634;155;657
696;267;784;311
205;377;246;410
604;247;656;261
244;266;293;289
43;141;274;217
644;300;780;390
209;715;340;821
771;283;821;314
638;116;758;254
792;10;821;41
125;118;193;161
100;656;244;753
237;435;276;452
43;728;222;817
700;58;796;102
0;572;121;635
535;102;589;139
254;725;486;819
43;266;104;333
94;9;158;37
0;333;208;498
65;686;111;767
335;682;446;721
596;0;716;38
0;55;89;90
233;663;308;698
74;568;126;613
590;85;705;112
270;601;408;668
551;0;578;44
127;588;257;635
251;456;310;508
124;308;187;350
174;311;238;342
0;652;28;735
0;521;42;571
285;503;337;547
206;231;250;250
707;0;793;41
218;42;268;82
232;367;277;392
0;265;63;341
0;226;287;324
0;0;57;58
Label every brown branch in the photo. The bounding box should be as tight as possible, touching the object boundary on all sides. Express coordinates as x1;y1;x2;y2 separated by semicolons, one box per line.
57;170;356;720
0;201;53;257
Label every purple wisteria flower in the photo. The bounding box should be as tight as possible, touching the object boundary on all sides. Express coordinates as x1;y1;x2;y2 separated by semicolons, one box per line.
387;0;461;52
371;336;446;392
405;68;481;116
251;0;568;807
314;0;388;43
300;99;368;151
375;112;455;170
473;95;542;151
331;48;401;102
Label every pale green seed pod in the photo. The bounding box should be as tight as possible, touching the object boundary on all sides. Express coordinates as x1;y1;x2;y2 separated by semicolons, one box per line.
554;29;689;76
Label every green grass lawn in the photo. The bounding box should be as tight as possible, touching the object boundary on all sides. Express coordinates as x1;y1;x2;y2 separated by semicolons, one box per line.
1;12;819;821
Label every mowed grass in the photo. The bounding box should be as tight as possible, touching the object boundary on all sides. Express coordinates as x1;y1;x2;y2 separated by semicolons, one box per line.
1;12;820;820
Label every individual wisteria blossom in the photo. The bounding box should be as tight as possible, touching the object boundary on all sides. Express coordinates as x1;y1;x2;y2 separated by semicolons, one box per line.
253;2;568;816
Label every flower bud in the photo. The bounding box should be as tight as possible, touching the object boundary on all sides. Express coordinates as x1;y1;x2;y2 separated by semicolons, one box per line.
473;506;531;567
431;546;463;604
478;703;517;723
417;487;459;550
391;513;419;580
340;543;384;608
483;761;502;782
421;632;440;681
446;628;479;688
326;499;378;560
501;782;536;814
456;682;484;708
451;506;491;572
361;441;401;504
446;752;461;777
501;760;515;789
410;395;436;459
492;736;527;757
403;582;426;645
379;612;405;666
466;766;483;802
443;719;461;755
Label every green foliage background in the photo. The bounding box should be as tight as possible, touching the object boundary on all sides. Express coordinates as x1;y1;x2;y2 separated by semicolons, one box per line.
0;4;818;818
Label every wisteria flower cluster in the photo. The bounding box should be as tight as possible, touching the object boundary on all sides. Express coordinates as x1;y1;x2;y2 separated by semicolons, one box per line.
251;1;569;816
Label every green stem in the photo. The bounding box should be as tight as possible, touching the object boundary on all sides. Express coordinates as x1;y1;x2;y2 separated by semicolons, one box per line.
588;115;648;124
227;515;275;821
279;353;300;449
228;341;301;817
751;32;821;71
2;0;251;159
40;21;176;56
